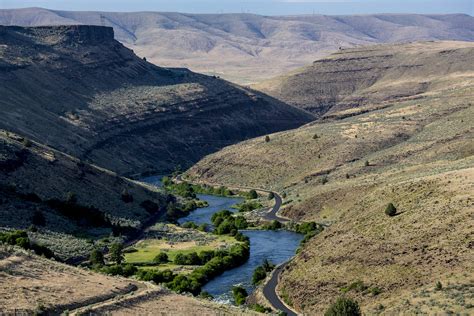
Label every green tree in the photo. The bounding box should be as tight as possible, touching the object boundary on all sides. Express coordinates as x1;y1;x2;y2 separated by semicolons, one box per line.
252;266;267;285
232;286;248;305
325;297;361;316
90;249;105;266
265;135;270;143
153;252;169;264
248;190;258;199
109;243;124;264
268;192;275;200
385;203;397;216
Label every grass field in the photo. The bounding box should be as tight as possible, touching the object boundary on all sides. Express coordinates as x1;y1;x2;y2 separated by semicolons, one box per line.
125;224;240;273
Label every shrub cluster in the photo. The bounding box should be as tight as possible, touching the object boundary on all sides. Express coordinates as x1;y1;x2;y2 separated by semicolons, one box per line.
293;222;324;246
211;210;248;235
169;242;249;295
100;263;137;277
262;220;282;231
325;297;361;316
235;200;262;212
0;230;55;259
252;259;275;285
232;286;248;305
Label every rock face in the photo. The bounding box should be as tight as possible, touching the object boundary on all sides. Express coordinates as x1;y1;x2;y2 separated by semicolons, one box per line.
1;8;473;83
0;25;313;176
253;41;474;116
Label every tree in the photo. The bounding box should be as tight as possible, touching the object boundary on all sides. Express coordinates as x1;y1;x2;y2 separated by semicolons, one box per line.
232;286;248;305
364;160;370;167
90;249;105;266
325;297;361;316
248;190;258;199
268;192;275;200
385;203;397;217
153;252;169;264
252;266;267;285
109;243;124;264
265;135;270;143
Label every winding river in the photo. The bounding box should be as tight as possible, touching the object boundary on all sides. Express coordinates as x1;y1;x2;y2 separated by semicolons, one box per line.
142;176;303;303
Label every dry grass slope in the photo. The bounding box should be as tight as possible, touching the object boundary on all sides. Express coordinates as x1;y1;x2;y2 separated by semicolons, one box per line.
0;247;255;315
186;41;474;314
1;8;472;83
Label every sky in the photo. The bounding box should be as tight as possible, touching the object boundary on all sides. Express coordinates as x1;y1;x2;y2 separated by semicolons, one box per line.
0;0;472;15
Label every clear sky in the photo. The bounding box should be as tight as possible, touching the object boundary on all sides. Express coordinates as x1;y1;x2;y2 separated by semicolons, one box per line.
0;0;472;15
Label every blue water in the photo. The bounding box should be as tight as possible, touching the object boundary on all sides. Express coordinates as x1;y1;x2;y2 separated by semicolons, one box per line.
178;194;243;225
141;176;302;303
203;229;303;303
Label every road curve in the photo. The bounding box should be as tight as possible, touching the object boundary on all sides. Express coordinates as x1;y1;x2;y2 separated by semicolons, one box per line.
262;192;289;222
263;262;297;316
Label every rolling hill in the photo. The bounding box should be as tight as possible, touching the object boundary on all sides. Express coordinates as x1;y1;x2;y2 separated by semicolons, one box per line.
0;8;472;83
0;25;313;177
253;40;474;116
185;41;474;313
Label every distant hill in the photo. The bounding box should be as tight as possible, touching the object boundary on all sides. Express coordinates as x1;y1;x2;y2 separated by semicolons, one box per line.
186;41;474;314
0;25;313;176
253;41;474;116
0;8;472;83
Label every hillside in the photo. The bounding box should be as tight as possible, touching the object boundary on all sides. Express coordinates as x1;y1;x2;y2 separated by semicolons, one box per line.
1;8;473;83
0;246;255;315
0;130;170;260
0;25;313;177
254;41;474;116
185;41;474;313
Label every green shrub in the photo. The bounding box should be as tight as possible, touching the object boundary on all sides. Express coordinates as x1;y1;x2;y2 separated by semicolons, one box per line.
264;135;270;143
264;220;282;231
247;190;258;199
181;221;198;229
385;203;397;216
232;286;248;305
109;243;124;264
250;304;272;313
153;252;169;264
325;297;361;316
90;249;105;266
252;266;267;285
435;281;443;291
268;192;275;200
370;287;382;296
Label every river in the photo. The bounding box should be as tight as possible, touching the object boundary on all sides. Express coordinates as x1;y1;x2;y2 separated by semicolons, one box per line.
142;176;303;304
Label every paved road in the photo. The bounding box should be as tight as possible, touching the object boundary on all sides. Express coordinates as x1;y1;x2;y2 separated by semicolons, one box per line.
263;262;297;316
262;192;289;222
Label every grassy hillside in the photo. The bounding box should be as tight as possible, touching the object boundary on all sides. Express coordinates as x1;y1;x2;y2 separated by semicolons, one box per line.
0;25;313;176
1;8;472;83
186;41;474;313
